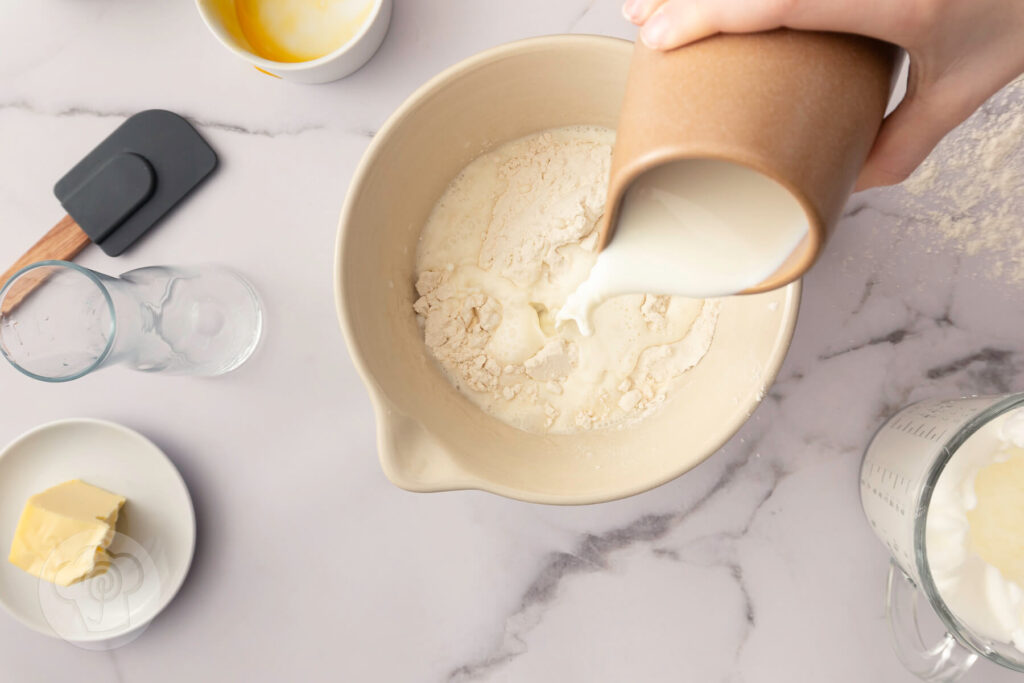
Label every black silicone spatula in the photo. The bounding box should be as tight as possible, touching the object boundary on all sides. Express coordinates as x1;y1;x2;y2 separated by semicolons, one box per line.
0;110;217;308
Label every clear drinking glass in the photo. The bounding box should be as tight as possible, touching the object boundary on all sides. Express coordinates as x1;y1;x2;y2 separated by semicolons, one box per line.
0;261;262;382
860;393;1024;682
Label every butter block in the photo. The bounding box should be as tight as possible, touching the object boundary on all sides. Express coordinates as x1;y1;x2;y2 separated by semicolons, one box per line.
969;449;1024;588
8;480;126;586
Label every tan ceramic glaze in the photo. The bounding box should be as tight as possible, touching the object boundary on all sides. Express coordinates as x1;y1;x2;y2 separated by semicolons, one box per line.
334;36;801;505
600;31;898;293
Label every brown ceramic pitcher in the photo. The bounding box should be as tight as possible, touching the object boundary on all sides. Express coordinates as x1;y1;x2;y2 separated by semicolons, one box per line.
598;29;899;293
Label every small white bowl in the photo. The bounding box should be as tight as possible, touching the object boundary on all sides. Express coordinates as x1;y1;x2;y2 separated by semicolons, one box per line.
195;0;392;84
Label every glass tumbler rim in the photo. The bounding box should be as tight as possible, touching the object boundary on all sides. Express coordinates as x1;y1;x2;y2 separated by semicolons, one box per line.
0;260;116;383
914;391;1024;671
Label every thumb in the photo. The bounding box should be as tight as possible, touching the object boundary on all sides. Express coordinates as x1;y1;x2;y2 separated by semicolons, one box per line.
638;0;911;51
854;81;978;191
639;0;786;49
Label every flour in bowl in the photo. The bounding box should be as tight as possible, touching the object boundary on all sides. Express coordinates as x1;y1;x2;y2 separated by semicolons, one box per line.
413;126;719;433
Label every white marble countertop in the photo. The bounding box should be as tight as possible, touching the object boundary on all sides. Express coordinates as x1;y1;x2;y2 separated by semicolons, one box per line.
1;1;1023;681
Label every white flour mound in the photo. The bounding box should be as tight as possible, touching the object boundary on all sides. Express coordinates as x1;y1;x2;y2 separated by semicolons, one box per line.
413;126;719;434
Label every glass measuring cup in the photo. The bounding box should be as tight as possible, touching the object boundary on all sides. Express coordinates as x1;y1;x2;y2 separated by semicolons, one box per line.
861;393;1024;681
0;261;262;382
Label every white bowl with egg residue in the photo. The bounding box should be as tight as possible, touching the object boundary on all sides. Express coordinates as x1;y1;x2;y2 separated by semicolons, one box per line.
334;35;801;504
195;0;392;83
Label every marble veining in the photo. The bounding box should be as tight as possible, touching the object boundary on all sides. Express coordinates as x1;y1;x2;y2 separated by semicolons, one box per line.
0;99;329;138
1;1;1022;681
449;440;790;681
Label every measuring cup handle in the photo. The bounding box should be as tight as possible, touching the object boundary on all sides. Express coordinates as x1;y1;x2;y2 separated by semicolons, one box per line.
885;561;978;682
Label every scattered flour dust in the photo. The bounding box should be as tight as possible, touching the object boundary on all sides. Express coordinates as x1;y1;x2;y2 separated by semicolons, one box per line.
895;76;1024;283
413;126;719;433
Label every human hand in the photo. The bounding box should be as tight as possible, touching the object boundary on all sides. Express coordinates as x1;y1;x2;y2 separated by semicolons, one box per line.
622;0;1024;190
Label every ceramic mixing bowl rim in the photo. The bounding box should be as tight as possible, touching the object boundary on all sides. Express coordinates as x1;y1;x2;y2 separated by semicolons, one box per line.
194;0;388;72
333;34;803;504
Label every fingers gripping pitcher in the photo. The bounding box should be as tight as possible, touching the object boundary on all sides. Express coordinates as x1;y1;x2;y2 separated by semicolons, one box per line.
861;393;1024;681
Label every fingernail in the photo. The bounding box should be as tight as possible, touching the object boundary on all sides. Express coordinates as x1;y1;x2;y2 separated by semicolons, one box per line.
622;0;642;21
641;10;670;48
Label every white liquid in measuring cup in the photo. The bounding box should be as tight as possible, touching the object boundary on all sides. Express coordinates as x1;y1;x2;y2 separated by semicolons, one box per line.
862;396;1024;660
927;408;1024;651
557;159;808;335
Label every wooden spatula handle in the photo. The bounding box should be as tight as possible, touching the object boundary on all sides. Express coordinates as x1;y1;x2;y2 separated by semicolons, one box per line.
0;215;92;315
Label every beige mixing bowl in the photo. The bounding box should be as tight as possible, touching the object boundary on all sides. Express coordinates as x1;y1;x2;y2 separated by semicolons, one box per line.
334;35;801;505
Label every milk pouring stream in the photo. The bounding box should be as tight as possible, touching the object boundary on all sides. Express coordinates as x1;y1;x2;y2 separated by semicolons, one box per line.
557;159;809;335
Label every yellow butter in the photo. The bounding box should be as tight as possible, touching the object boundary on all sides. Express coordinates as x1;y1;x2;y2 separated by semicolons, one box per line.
968;449;1024;587
8;480;126;587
